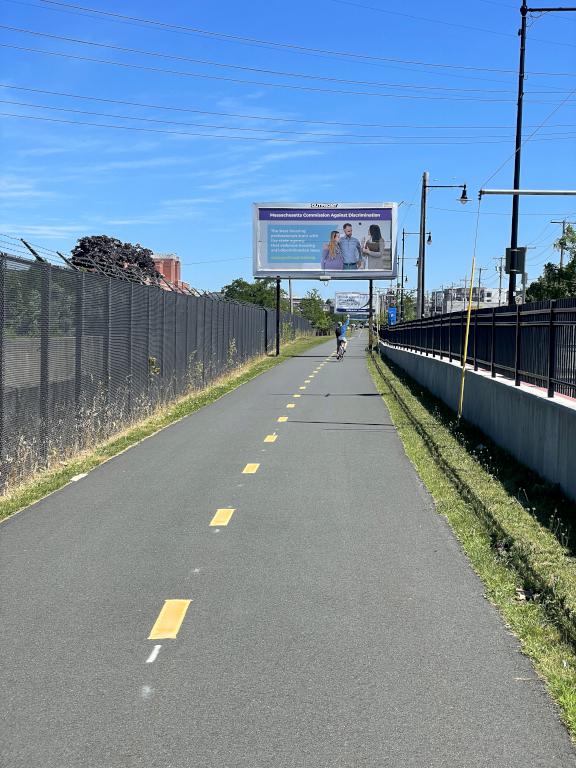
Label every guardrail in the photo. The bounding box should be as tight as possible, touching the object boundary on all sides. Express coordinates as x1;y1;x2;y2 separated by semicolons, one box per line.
379;298;576;400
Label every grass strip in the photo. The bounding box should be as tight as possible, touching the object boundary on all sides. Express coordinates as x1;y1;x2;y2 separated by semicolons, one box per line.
367;350;576;738
0;334;328;523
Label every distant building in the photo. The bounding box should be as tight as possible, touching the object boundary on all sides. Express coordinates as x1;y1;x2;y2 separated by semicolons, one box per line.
152;253;191;293
429;287;507;314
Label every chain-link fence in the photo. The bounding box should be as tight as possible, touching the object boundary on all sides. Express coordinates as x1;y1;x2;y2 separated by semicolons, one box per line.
0;252;311;490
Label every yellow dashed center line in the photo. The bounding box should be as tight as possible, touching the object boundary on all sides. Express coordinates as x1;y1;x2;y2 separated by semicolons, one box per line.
210;508;235;526
287;403;295;409
264;434;277;443
148;599;191;640
278;416;288;422
243;463;260;474
299;386;306;390
293;394;301;398
305;379;311;383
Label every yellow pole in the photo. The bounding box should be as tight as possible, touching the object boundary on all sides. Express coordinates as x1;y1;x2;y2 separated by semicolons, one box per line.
458;256;476;420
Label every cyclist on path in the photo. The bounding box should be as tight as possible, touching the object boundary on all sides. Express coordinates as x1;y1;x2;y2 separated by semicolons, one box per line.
335;315;350;357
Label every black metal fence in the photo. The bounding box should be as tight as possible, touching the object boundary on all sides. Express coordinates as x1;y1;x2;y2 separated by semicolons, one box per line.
380;298;576;400
0;253;311;489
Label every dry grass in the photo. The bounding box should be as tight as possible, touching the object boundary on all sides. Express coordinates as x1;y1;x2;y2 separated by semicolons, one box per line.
0;333;326;522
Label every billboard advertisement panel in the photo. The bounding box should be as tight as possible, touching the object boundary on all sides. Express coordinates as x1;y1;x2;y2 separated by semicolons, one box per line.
335;292;370;315
253;202;397;279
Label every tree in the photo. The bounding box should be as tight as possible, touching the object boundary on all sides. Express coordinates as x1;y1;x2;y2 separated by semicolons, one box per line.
526;224;576;301
402;293;417;321
298;289;326;326
221;278;289;310
71;235;159;280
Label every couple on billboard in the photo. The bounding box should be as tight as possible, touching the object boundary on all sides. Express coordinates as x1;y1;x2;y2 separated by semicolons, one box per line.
321;222;391;271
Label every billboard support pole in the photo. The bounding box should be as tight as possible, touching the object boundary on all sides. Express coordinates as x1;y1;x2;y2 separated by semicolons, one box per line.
368;280;374;350
276;277;281;356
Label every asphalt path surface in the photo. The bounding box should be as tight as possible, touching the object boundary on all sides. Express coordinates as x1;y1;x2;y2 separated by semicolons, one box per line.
1;331;575;767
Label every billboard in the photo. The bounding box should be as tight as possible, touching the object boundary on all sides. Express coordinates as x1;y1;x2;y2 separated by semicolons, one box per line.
335;292;370;315
253;202;397;279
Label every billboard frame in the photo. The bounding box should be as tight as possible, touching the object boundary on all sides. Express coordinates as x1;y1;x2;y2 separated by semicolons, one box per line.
253;201;398;280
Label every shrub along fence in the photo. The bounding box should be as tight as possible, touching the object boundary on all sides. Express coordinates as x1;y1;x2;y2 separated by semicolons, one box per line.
379;298;576;400
0;253;311;489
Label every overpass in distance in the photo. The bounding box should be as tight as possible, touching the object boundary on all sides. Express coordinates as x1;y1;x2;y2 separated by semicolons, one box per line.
1;329;575;767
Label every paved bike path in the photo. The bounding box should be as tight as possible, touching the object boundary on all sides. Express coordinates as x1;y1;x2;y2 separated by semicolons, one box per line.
1;331;575;767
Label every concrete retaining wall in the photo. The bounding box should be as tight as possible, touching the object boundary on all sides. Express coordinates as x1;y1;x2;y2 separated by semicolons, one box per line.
379;342;576;503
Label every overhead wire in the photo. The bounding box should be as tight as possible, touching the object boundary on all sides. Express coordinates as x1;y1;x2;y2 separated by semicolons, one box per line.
4;98;576;140
7;42;571;102
25;0;576;68
0;25;544;94
328;0;576;49
3;110;575;145
2;83;575;131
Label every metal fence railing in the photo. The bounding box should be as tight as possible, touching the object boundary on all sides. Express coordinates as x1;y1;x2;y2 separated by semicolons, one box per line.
379;298;576;400
0;253;311;489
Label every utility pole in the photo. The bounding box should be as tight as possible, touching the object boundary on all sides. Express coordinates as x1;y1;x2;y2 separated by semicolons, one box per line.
550;219;574;268
461;277;468;312
494;256;504;305
477;267;484;310
508;0;528;306
508;2;576;303
450;283;454;313
417;171;428;319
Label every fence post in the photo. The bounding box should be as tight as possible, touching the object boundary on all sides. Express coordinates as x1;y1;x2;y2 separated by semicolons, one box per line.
184;295;188;373
40;262;50;465
0;256;5;488
448;313;452;362
439;313;443;360
547;299;556;398
128;283;133;410
75;271;84;426
104;277;111;404
491;307;496;378
146;288;151;396
161;289;166;379
514;303;521;386
473;308;478;371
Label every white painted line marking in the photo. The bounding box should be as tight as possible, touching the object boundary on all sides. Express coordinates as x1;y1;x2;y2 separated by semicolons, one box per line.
71;473;87;482
146;645;162;664
141;685;154;699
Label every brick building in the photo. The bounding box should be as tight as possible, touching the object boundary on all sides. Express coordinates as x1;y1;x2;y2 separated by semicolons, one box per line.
152;253;190;292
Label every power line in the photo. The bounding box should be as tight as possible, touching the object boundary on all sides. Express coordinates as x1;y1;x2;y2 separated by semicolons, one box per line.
0;43;532;103
5;99;576;140
328;0;576;48
4;42;574;104
30;0;576;68
481;84;576;187
3;83;575;130
3;110;575;144
0;25;542;94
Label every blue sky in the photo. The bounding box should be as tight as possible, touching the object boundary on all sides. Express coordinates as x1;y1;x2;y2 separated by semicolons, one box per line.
1;0;575;301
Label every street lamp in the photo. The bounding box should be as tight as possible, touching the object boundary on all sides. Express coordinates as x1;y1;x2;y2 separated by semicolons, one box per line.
417;172;468;318
401;228;430;321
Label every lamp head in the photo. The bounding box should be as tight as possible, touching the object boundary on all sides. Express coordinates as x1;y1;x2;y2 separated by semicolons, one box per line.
426;232;432;245
460;185;468;204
